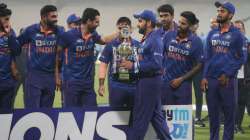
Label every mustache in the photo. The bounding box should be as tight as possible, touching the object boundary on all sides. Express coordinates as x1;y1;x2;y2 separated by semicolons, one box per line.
161;20;167;23
51;20;58;23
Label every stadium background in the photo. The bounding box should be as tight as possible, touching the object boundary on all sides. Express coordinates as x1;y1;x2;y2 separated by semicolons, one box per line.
2;0;250;139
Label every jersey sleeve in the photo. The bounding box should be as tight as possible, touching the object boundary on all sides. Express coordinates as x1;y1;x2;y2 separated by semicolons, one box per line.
139;36;163;73
192;37;204;63
17;26;31;46
222;32;245;77
202;31;213;79
57;32;69;49
92;31;102;43
99;43;113;64
9;29;21;56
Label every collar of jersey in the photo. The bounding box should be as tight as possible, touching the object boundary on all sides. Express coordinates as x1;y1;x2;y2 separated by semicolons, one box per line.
175;31;193;43
75;27;93;41
38;23;54;35
218;23;234;34
161;21;177;33
141;30;154;43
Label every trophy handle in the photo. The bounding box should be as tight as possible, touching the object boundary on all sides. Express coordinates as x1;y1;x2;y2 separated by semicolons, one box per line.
133;47;139;73
112;46;117;74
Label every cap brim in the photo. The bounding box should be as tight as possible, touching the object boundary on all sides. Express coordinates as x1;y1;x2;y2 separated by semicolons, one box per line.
75;18;81;22
133;14;141;19
76;19;81;24
215;1;222;8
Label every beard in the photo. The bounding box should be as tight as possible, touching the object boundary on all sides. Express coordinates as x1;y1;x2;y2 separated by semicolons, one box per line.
161;20;171;29
216;16;229;24
177;26;189;36
138;25;146;35
46;20;57;29
88;26;97;33
177;26;184;34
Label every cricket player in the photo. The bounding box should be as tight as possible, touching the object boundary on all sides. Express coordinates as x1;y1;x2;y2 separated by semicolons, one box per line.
56;8;116;107
234;20;249;134
201;2;245;140
120;10;172;140
189;19;206;127
18;5;65;108
13;28;29;107
66;13;81;30
156;4;177;39
0;3;21;109
162;11;203;105
98;17;140;107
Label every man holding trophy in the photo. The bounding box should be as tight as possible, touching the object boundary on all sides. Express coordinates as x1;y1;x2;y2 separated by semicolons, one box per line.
98;17;140;107
121;10;172;140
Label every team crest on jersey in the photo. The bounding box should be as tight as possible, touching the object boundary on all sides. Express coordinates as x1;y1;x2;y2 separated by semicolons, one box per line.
224;33;232;40
50;34;56;38
185;41;192;49
2;36;8;42
76;39;83;43
35;33;44;37
171;39;178;44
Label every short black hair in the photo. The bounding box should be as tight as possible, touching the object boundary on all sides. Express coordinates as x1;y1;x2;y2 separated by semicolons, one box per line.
81;8;100;24
0;3;12;17
40;5;57;16
157;4;174;16
234;20;245;30
180;11;198;25
116;17;131;26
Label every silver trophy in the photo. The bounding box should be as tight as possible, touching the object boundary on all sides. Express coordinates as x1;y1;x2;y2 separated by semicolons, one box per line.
115;27;133;80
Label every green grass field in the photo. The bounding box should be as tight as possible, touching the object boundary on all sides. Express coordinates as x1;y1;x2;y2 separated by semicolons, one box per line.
13;65;250;140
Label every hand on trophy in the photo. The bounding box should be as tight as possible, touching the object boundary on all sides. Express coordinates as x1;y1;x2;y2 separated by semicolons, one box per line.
120;60;133;70
120;26;130;39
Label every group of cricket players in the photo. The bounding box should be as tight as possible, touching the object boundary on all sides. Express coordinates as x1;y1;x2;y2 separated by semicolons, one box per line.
0;1;249;140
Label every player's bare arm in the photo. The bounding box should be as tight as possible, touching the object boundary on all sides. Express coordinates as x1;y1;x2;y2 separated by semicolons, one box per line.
55;46;63;91
170;62;202;88
98;62;108;96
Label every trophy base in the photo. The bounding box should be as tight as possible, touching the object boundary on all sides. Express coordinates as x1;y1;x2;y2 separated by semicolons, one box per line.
118;73;130;81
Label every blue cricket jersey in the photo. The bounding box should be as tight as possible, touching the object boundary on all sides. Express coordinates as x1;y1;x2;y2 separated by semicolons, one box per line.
137;30;163;77
99;37;140;84
203;25;245;79
0;30;21;81
17;23;65;74
58;28;101;83
242;36;248;64
155;21;178;40
162;31;203;83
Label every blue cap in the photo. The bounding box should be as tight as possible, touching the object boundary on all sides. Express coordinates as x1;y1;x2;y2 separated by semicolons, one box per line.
67;14;81;24
133;10;157;24
215;1;235;14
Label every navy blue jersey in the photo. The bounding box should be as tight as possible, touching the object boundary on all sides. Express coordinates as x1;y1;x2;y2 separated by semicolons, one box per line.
203;25;245;78
58;28;101;82
162;31;203;82
0;30;21;81
242;37;250;78
156;21;178;40
17;23;65;74
137;30;163;76
99;37;140;83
